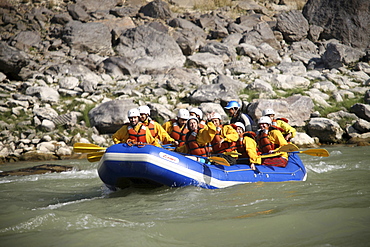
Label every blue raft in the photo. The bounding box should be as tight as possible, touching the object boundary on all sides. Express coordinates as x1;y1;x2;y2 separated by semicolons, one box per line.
97;143;307;190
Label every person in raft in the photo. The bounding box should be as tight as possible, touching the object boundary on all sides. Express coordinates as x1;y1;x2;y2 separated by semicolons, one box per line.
175;116;211;158
138;105;177;145
232;122;260;169
112;108;160;147
224;100;254;131
189;108;206;129
262;108;296;141
162;109;190;147
255;116;289;167
203;112;239;165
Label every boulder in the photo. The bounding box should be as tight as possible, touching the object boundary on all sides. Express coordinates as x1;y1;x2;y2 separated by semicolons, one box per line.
63;21;113;55
115;23;186;72
306;117;344;143
353;119;370;133
186;52;224;74
276;10;309;42
88;99;138;134
248;95;314;127
139;0;172;19
321;42;366;69
350;103;370;122
0;41;29;80
25;86;60;103
240;22;281;50
303;0;370;50
291;132;317;147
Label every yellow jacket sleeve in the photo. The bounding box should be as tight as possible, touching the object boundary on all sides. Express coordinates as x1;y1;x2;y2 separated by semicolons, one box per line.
276;120;296;138
112;125;129;144
162;121;173;134
269;130;288;159
154;122;175;144
242;136;261;164
222;125;239;142
144;127;161;147
175;144;188;154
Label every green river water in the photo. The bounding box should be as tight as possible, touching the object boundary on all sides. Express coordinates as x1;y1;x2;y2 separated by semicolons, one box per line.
0;146;369;247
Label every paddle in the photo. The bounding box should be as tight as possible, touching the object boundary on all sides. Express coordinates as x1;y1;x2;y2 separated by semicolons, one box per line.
87;152;105;162
73;143;106;153
258;148;329;158
208;157;231;166
273;143;299;153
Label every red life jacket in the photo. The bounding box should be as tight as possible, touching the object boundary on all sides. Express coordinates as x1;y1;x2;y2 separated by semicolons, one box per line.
170;120;189;147
256;126;281;154
128;124;147;143
185;131;210;157
210;125;237;154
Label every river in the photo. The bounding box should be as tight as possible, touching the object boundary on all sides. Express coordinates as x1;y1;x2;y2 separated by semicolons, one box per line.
0;146;369;247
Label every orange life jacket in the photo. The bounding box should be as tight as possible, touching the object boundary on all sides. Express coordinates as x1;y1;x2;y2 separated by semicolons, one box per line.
185;130;210;157
128;124;147;143
256;126;281;154
170;120;188;147
142;120;158;139
236;132;258;158
210;125;237;154
271;119;286;133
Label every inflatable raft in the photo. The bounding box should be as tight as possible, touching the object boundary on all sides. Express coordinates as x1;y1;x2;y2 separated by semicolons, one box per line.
97;143;307;190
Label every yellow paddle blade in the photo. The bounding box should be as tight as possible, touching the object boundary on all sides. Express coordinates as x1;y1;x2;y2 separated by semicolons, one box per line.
209;157;230;166
86;152;105;162
258;152;283;159
301;149;329;157
274;143;299;153
73;143;106;153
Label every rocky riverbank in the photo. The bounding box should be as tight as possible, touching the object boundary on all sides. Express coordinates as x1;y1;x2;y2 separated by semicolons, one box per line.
0;0;370;164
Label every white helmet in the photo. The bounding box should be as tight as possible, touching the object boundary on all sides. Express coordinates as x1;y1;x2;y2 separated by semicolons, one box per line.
138;105;150;115
262;108;275;116
210;112;222;120
128;108;140;118
177;109;190;120
189;108;203;119
258;116;272;125
235;122;245;132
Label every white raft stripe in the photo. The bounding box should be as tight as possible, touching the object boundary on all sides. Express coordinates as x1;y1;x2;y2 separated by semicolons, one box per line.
102;152;246;188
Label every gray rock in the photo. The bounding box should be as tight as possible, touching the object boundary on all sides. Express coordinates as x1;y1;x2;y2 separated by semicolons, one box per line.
307;118;344;143
75;0;118;13
353;119;370;133
11;31;41;51
88;99;138;134
67;4;90;22
276;10;309;42
186;52;224;74
101;56;139;78
33;107;59;120
63;21;113;55
248;95;314;127
240;22;281;50
303;0;370;50
59;77;80;90
26;86;60;103
139;0;172;20
200;41;236;63
322;42;366;69
350;103;370;122
0;41;29;80
187;82;239;104
116;23;186;72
